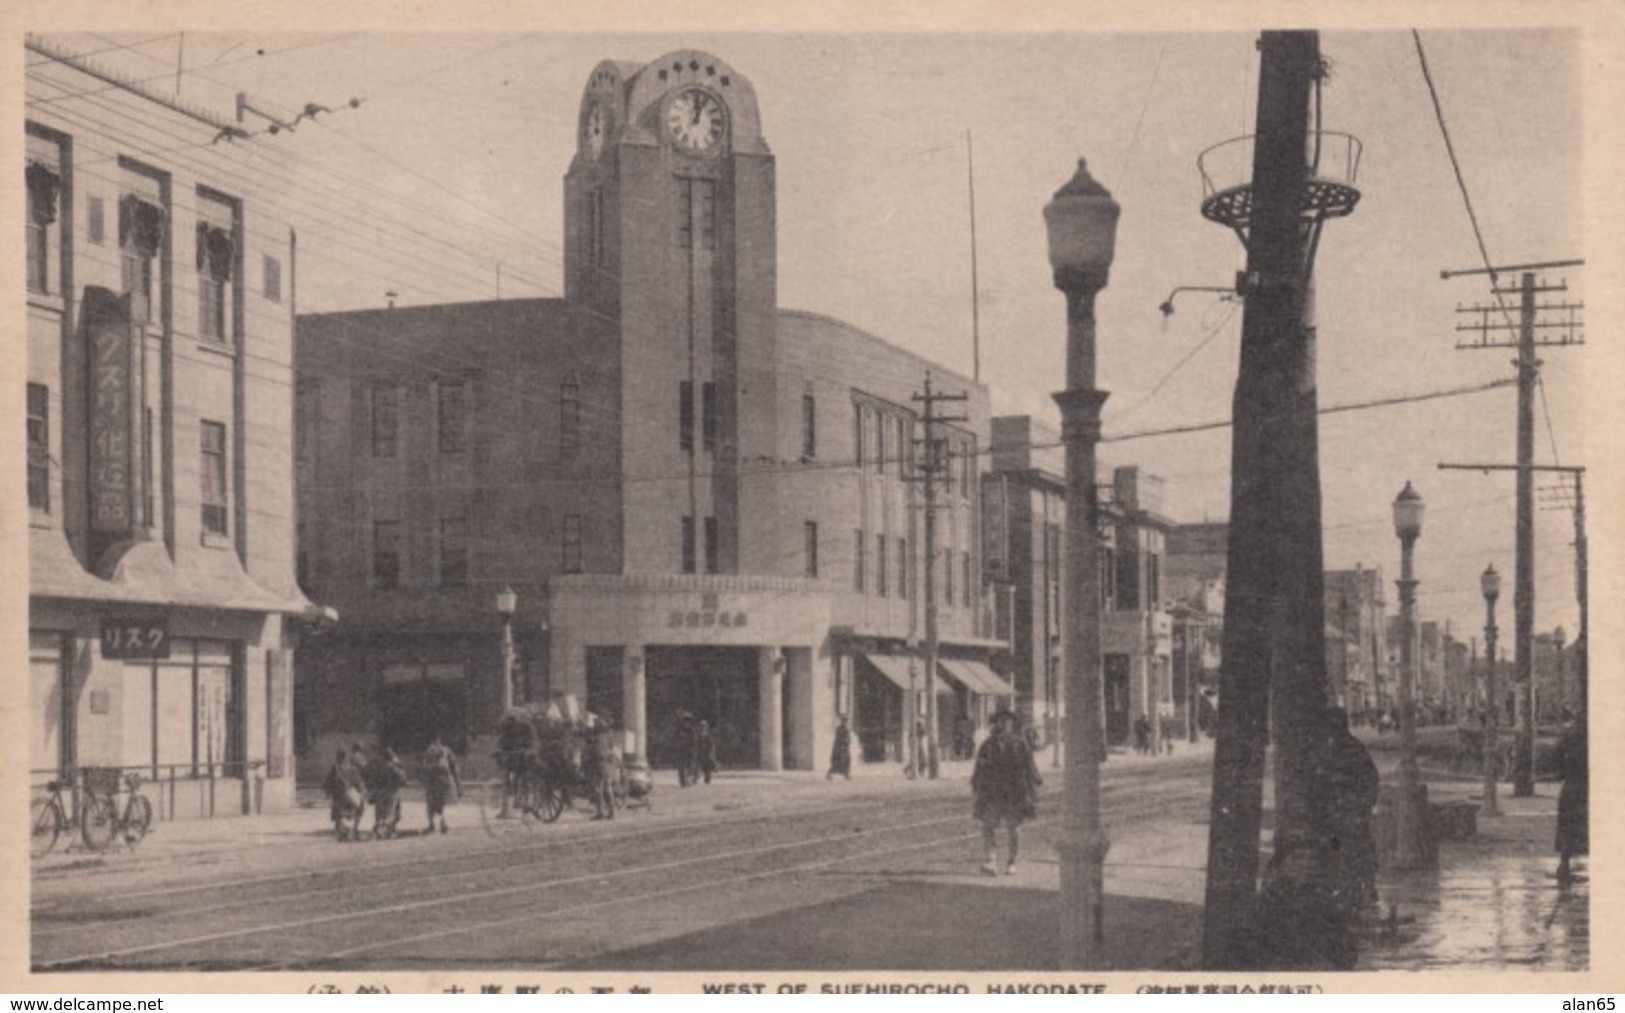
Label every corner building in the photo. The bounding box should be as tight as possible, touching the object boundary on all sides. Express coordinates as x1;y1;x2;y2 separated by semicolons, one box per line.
295;52;999;776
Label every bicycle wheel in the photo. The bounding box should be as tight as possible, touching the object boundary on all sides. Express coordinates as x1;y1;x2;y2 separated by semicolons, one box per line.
123;794;153;845
78;796;117;853
30;797;62;859
540;784;567;823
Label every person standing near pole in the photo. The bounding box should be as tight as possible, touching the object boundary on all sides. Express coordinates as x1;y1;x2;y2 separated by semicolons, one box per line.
971;710;1042;876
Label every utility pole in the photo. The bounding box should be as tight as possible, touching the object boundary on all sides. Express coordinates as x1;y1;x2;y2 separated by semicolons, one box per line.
1443;262;1582;796
910;372;966;781
1196;30;1359;969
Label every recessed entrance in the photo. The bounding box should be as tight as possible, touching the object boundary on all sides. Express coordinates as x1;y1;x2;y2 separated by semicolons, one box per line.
644;645;760;768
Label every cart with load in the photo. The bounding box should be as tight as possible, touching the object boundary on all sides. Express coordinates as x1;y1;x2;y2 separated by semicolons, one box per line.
491;696;651;824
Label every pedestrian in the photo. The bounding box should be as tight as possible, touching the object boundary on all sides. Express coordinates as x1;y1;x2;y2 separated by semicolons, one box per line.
1554;718;1588;886
675;711;697;788
364;747;408;840
497;712;536;813
348;742;370;826
584;718;622;820
1320;706;1380;920
421;735;461;834
322;749;365;842
828;718;852;780
1133;715;1151;755
694;719;718;785
970;710;1041;876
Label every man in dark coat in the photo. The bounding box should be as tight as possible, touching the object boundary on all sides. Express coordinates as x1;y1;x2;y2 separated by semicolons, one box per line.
421;736;460;834
971;710;1041;876
827;718;852;780
1555;719;1588;885
693;720;718;785
322;749;365;842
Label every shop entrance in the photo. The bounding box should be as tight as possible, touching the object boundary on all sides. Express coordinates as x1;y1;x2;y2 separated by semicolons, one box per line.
378;670;468;755
644;646;759;769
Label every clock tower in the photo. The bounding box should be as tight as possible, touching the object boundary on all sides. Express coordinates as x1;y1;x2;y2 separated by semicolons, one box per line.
565;52;779;577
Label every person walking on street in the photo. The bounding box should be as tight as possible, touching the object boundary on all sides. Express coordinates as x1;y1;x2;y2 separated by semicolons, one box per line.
1554;718;1588;886
828;718;852;780
971;710;1041;875
364;748;408;840
585;718;622;820
421;736;461;834
694;719;718;785
322;749;365;842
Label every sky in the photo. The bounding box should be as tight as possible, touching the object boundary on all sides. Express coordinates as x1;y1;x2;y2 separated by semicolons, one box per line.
21;24;1598;646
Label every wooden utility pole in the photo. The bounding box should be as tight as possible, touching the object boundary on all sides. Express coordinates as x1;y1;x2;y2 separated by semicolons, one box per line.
911;373;966;781
1442;261;1582;795
1201;31;1336;969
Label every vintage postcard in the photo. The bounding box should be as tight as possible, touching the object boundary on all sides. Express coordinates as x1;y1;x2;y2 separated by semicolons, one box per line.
5;0;1621;996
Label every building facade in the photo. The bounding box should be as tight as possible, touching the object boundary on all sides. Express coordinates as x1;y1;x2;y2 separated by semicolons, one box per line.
294;51;1005;778
1324;565;1390;720
26;39;311;818
1099;466;1173;748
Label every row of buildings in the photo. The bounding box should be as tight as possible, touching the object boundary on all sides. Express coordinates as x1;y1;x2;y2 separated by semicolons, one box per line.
29;41;1561;818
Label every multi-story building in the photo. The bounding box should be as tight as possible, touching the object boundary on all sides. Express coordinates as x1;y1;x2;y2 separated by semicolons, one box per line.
25;38;314;817
294;50;1002;778
1099;466;1173;747
1324;565;1390;720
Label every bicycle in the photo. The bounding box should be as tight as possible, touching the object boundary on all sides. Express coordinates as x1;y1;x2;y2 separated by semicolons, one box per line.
78;769;153;853
30;778;79;859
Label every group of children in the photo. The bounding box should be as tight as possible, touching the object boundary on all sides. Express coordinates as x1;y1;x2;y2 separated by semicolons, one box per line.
322;737;461;842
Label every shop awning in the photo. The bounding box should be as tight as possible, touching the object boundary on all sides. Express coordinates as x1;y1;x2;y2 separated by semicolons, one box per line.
937;658;1015;697
862;653;953;695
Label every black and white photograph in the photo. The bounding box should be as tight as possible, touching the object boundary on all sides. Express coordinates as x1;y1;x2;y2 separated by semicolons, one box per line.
10;2;1621;994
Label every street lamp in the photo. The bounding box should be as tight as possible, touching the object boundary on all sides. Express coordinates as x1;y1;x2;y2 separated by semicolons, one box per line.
496;586;518;713
1480;564;1501;817
1045;156;1117;968
1389;481;1433;868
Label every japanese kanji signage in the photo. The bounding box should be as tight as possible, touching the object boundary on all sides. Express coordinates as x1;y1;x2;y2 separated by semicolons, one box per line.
84;287;137;536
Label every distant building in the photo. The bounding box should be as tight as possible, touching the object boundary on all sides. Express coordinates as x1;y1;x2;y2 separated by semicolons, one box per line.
1324;566;1389;719
26;39;314;817
294;51;1004;778
1100;466;1173;747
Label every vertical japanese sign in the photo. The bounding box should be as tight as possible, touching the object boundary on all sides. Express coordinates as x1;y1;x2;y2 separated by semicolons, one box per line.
84;286;136;538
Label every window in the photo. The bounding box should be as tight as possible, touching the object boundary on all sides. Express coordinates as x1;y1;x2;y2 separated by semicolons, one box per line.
438;380;466;454
562;514;583;574
26;384;48;512
804;522;819;578
960;443;973;497
439;515;467;587
876;534;888;597
679;381;694;451
704;516;719;574
196;219;234;343
897;537;908;599
560;381;580;455
944;547;954;605
853;405;865;468
119;191;165;323
702;381;718;452
853;529;865;592
875;414;887;474
589;188;607;266
699;180;715;250
678;180;692;248
1148;551;1162;609
26;154;61;295
896;417;907;477
681;516;696;574
200;420;228;537
88;196;105;245
678;178;716;250
263;254;281;302
962;551;972;607
373;519;400;589
371;386;398;458
801;393;816;461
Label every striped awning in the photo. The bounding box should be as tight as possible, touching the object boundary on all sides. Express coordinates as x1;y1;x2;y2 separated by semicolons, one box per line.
862;653;954;695
937;658;1015;697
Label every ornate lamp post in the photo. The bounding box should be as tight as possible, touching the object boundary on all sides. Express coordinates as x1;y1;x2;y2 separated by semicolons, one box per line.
1389;481;1432;867
1480;564;1502;817
1044;157;1117;968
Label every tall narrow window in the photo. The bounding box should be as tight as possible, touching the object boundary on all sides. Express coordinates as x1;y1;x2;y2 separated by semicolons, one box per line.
897;536;908;599
801;393;816;461
704;516;719;574
681;516;696;574
437;380;466;454
944;547;954;605
119;191;164;323
200;420;228;537
262;254;281;302
895;417;907;477
560;380;581;455
1148;551;1162;609
562;514;583;574
439;515;467;587
876;534;888;597
876;414;887;474
702;381;718;452
677;180;693;248
804;522;819;578
853;529;865;592
196;217;234;343
372;519;400;589
26;155;61;295
853;405;865;468
371;386;398;458
26;383;48;512
962;551;972;607
87;196;106;246
679;380;694;451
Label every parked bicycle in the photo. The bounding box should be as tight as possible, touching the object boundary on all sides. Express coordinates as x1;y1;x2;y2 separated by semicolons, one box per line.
77;768;152;853
30;777;80;859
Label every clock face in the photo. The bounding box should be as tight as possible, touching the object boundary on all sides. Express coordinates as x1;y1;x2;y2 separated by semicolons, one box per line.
586;104;606;157
665;89;725;154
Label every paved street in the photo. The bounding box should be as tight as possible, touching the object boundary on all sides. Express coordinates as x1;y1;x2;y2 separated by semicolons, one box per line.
31;751;1213;972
